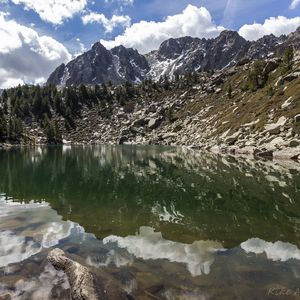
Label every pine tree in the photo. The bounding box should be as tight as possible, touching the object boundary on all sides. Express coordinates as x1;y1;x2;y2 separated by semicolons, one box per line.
44;118;61;144
79;84;89;102
227;84;233;99
281;45;294;74
0;109;7;141
247;61;267;92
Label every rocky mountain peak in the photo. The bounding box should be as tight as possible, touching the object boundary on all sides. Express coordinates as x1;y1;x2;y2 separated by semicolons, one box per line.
157;36;200;59
91;41;108;53
47;27;300;86
218;30;244;40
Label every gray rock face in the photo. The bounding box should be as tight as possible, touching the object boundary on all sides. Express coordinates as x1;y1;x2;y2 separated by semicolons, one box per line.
146;31;249;78
47;42;150;86
47;27;300;86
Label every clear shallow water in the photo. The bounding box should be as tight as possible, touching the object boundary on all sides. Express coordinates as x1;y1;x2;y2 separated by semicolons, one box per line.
0;146;300;299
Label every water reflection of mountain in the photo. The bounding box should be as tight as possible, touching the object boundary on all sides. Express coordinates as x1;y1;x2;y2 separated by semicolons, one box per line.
0;145;299;247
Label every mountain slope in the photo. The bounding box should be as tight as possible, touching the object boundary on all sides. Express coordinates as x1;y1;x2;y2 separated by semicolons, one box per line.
47;28;300;86
2;47;300;161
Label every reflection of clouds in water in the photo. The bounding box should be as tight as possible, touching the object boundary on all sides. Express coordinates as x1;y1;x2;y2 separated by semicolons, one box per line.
0;196;82;268
241;238;300;261
39;221;77;248
87;249;134;268
103;226;224;276
0;196;50;218
151;203;184;224
0;264;70;300
0;231;41;268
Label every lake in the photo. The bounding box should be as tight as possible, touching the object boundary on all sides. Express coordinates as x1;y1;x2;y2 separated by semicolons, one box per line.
0;145;300;299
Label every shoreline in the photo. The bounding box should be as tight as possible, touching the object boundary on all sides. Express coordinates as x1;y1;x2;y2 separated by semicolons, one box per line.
1;141;300;164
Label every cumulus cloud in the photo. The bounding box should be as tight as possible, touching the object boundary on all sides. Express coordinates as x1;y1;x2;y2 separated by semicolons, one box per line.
290;0;300;9
100;4;225;53
82;12;131;32
0;13;71;88
10;0;87;25
238;16;300;41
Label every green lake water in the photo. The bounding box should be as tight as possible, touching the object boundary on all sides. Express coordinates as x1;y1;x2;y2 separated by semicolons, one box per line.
0;145;300;299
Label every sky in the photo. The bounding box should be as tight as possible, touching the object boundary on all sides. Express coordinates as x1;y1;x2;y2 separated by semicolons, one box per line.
0;0;300;88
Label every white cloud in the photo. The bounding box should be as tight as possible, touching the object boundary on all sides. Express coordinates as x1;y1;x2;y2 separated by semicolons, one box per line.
238;16;300;41
10;0;87;25
105;0;134;5
100;4;225;53
290;0;300;9
0;13;71;88
82;12;131;32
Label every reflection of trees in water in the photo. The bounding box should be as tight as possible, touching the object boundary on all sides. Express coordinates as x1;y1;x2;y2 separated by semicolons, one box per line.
0;146;299;247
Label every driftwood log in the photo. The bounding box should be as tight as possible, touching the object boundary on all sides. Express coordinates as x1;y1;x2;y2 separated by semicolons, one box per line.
47;248;102;300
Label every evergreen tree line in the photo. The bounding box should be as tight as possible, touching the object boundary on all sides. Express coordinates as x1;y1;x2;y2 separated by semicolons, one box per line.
0;74;196;143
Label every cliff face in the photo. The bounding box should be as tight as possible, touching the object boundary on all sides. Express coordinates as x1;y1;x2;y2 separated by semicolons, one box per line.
47;28;300;86
47;43;150;86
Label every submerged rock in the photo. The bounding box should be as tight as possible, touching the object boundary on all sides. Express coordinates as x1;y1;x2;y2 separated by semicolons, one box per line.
48;248;101;300
47;249;131;300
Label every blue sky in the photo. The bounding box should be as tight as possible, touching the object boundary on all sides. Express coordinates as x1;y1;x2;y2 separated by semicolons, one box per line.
0;0;299;88
1;0;300;54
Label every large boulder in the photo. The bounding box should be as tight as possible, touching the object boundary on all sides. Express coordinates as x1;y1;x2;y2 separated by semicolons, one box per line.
148;117;162;130
225;132;240;145
132;117;148;127
47;248;101;300
294;114;300;123
47;248;129;300
273;148;300;160
255;150;273;159
235;146;261;156
263;60;279;75
264;116;287;134
281;97;293;109
289;140;300;147
283;71;300;82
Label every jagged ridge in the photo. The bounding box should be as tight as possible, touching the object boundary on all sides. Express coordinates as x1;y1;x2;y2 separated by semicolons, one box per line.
47;28;300;86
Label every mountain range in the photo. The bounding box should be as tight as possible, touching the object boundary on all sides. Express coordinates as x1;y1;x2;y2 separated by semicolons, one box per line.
47;27;300;86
